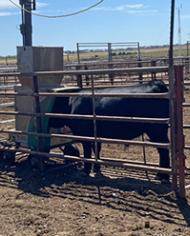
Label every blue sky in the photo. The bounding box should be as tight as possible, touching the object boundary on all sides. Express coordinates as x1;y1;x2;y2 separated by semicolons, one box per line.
0;0;190;56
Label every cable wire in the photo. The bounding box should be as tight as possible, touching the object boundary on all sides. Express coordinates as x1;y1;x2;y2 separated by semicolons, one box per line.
8;0;104;18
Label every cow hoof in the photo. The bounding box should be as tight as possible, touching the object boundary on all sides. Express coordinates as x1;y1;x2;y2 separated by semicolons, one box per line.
155;173;170;184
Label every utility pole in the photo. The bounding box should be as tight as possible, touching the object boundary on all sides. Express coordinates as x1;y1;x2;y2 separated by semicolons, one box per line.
19;0;36;46
178;7;182;45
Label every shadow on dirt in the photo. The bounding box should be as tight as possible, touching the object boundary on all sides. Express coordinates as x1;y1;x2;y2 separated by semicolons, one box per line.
176;197;190;226
0;158;189;227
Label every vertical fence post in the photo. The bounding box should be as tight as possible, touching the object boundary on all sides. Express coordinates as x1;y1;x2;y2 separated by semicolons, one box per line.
138;60;143;82
90;75;99;174
168;0;178;193
32;74;44;170
108;43;112;63
169;64;178;192
76;65;83;88
169;65;186;197
186;41;190;75
137;42;141;61
151;60;156;79
174;65;186;198
77;43;80;64
84;65;90;86
108;43;114;85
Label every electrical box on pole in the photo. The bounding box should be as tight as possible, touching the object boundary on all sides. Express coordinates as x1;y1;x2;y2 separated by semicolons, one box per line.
19;0;36;47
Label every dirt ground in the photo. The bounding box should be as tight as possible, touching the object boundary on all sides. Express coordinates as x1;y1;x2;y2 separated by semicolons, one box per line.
0;156;189;236
0;77;190;236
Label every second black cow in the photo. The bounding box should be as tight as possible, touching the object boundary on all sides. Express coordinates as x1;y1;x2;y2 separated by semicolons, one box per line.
49;80;170;181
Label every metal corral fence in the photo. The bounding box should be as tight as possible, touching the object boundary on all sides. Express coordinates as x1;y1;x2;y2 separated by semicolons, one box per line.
0;64;187;197
64;56;190;88
1;55;190;86
0;68;20;143
76;42;141;64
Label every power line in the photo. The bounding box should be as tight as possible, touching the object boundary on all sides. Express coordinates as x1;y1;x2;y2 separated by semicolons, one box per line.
8;0;104;18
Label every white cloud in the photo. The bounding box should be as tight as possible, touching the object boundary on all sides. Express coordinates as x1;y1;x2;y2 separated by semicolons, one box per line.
127;4;144;9
0;11;15;16
0;0;18;9
37;2;48;8
127;9;158;14
93;3;157;14
116;4;144;11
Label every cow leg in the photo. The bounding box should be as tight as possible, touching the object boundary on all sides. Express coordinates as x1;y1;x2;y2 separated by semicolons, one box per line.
146;125;170;182
63;144;80;169
82;142;92;175
92;142;101;173
155;147;170;183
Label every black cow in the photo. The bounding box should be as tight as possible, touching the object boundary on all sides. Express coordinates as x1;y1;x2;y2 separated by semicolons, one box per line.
49;80;170;181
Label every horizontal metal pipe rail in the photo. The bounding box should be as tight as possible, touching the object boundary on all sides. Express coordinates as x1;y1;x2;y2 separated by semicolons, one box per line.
0;85;20;90
0;66;168;78
0;145;172;174
100;156;159;167
40;91;169;99
0;91;170;99
183;124;190;129
0;72;20;77
183;102;190;107
0;119;15;124
34;66;169;77
0;102;14;108
64;60;161;68
77;42;139;46
0;111;170;124
185;146;190;150
0;129;170;149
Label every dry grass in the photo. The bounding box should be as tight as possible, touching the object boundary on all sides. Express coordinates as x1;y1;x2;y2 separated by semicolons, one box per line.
65;45;189;63
0;44;188;64
0;58;16;65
